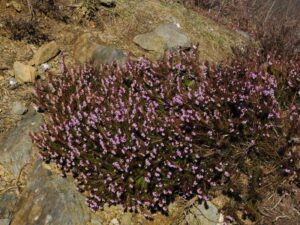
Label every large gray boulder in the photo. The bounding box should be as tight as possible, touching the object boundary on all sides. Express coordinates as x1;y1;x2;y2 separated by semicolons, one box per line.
73;33;127;66
133;23;190;53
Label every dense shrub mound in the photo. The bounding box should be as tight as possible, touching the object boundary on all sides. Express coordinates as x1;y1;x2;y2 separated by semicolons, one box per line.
31;48;299;220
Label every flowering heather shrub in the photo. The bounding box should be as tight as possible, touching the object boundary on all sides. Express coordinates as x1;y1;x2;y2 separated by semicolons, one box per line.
31;47;300;219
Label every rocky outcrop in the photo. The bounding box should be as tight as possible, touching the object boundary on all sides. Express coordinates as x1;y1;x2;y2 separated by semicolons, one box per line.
10;160;91;225
0;108;43;224
0;108;42;177
0;191;18;225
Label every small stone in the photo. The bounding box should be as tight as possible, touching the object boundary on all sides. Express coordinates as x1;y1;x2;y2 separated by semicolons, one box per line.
11;101;28;115
8;77;18;89
13;61;36;83
100;0;116;7
40;63;51;72
29;41;60;66
110;218;120;225
7;1;22;12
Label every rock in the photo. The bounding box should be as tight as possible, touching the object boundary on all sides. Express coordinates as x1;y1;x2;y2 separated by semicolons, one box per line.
236;29;251;41
40;63;51;72
13;61;36;83
109;218;120;225
92;45;127;66
0;191;18;223
133;23;190;53
29;41;60;66
0;219;11;225
154;23;190;50
178;200;224;225
6;1;22;12
74;33;127;66
120;213;132;225
11;101;28;115
133;34;165;52
99;0;116;7
0;108;43;177
8;77;18;89
10;160;91;225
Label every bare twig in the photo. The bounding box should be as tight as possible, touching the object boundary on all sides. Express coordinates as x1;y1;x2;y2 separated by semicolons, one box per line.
273;215;290;222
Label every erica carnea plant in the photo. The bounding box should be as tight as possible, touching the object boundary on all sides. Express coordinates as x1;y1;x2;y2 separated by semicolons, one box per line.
31;47;299;220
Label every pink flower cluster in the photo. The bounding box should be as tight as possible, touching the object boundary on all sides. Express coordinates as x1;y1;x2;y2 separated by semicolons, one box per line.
31;47;300;216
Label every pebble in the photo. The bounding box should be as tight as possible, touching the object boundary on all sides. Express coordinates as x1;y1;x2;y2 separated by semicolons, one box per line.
6;1;22;12
109;218;120;225
8;77;18;89
100;0;116;7
11;101;28;115
13;61;36;83
29;41;60;66
40;63;51;72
